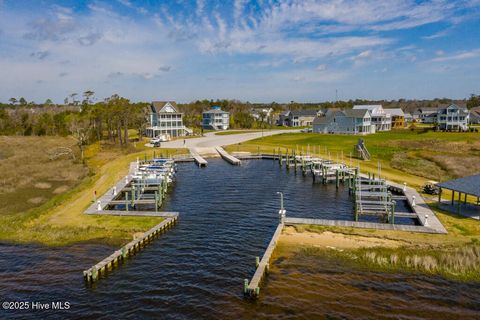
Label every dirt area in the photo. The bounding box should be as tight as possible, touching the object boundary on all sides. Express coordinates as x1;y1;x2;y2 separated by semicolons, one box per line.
280;226;404;249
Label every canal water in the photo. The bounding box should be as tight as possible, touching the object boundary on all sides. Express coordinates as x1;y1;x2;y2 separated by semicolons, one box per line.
1;159;479;319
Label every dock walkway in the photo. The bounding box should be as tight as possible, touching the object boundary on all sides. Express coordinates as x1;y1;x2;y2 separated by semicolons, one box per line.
84;162;137;214
216;146;241;165
245;222;283;297
83;215;178;282
284;217;444;233
189;148;208;167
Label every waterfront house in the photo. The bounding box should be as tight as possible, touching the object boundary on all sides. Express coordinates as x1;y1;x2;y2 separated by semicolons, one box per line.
436;104;469;131
278;109;321;127
312;109;375;135
352;105;391;131
202;106;230;130
146;101;189;138
385;108;406;128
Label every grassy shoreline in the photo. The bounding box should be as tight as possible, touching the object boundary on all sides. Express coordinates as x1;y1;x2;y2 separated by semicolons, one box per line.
278;205;480;281
0;137;187;246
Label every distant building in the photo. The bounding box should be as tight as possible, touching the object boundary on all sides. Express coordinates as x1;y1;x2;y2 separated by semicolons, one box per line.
352;105;391;131
145;101;189;138
413;107;437;123
385;108;406;128
404;112;413;124
278;109;321;127
469;107;480;124
250;107;274;123
436;104;469;131
312;109;376;135
202;106;230;130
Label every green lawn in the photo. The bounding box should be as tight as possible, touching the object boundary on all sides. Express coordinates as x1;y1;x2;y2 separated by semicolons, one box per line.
225;129;480;188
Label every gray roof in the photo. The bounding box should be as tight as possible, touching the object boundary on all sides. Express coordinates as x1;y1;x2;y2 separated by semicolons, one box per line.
437;104;469;115
151;101;179;113
312;115;330;125
437;174;480;197
203;108;229;114
343;109;370;118
384;108;405;117
289;109;319;117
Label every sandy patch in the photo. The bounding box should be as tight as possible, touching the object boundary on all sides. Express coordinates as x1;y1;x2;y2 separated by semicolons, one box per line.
280;226;403;250
53;185;70;194
28;197;46;204
34;182;52;189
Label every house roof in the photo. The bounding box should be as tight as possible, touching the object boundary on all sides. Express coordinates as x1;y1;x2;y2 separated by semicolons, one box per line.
384;108;405;117
203;108;229;114
353;104;385;116
289;109;319;117
324;108;342;117
437;174;480;197
312;115;330;125
151;101;179;113
437;104;469;115
343;109;370;118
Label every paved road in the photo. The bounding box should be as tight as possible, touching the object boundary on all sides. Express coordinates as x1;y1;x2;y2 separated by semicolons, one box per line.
160;130;299;155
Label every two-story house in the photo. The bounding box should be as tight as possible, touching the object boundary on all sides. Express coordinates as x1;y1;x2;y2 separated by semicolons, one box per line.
312;109;375;135
436;104;469;131
202;106;230;130
145;101;187;138
278;109;321;127
352;105;391;131
385;108;406;128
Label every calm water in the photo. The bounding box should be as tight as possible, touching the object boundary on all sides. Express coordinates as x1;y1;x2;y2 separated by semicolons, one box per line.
1;159;479;319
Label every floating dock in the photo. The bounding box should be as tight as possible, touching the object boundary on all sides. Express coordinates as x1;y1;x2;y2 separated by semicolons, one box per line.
244;222;284;298
83;215;178;283
216;146;241;165
189;149;208;167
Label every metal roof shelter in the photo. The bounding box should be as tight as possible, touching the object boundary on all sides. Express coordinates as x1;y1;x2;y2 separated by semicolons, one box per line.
436;174;480;215
437;174;480;198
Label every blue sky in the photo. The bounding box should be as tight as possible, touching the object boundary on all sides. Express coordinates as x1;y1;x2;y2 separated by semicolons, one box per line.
0;0;479;103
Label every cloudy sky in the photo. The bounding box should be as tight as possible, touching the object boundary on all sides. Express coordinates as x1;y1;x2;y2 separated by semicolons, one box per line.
0;0;479;103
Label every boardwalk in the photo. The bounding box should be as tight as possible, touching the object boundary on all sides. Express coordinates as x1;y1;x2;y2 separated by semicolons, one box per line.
215;146;241;165
84;162;136;214
245;222;284;297
83;215;178;282
284;217;446;234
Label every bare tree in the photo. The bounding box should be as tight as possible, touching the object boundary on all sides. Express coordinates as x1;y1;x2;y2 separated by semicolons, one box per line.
67;115;91;161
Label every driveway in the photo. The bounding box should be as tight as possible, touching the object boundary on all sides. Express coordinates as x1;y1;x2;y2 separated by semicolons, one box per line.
160;130;299;155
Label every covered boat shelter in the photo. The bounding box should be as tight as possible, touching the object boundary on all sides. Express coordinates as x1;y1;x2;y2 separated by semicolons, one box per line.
437;174;480;219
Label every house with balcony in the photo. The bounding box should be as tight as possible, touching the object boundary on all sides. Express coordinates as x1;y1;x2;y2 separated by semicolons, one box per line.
145;101;189;138
413;107;437;123
436;104;469;131
353;105;391;131
312;109;375;135
202;106;230;130
385;108;406;128
278;109;321;127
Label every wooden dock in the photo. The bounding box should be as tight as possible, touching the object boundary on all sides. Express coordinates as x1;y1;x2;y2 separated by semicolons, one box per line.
189;149;208;167
244;222;283;298
216;146;241;165
83;214;178;282
284;217;445;233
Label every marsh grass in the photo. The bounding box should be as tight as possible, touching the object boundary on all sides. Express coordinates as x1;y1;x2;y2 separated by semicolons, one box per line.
0;136;187;246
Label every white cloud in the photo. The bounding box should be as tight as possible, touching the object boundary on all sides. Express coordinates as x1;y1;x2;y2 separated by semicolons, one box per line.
430;49;480;62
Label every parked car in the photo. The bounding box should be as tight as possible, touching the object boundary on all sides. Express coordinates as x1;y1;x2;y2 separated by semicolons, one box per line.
300;128;312;133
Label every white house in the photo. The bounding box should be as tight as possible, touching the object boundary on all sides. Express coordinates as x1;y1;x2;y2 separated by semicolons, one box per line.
313;109;376;135
436;104;469;131
352;105;391;131
145;101;189;138
202;106;230;130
